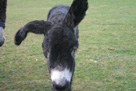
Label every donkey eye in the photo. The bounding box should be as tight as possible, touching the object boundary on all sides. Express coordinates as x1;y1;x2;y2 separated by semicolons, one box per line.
70;48;73;52
70;46;77;52
71;49;75;57
70;48;74;52
47;49;49;52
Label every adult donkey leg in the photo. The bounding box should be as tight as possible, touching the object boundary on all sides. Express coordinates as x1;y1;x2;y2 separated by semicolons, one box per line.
0;0;7;47
0;26;5;47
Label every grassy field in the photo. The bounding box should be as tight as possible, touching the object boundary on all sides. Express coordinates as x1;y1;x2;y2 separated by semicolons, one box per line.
0;0;136;91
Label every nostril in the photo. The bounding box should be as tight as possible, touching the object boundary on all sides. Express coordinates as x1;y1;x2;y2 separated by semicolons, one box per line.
53;81;68;90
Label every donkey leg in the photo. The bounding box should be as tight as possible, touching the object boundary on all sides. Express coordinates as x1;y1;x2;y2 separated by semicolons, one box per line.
0;27;5;47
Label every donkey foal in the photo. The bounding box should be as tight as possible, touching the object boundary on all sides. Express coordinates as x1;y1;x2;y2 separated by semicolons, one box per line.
14;0;88;91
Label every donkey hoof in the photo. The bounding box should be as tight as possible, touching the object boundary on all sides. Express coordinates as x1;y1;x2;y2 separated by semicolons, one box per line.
0;37;5;47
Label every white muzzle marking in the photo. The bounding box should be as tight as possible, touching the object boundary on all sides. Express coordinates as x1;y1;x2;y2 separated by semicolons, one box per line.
51;68;72;86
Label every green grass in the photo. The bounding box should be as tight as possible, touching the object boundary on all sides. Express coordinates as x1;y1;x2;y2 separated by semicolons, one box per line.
0;0;136;90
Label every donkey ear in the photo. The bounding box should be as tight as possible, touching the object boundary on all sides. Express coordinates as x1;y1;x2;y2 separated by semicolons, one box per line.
63;0;88;27
14;20;52;45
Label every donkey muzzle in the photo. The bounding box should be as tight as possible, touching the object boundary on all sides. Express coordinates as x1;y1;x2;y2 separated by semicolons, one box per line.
51;68;72;91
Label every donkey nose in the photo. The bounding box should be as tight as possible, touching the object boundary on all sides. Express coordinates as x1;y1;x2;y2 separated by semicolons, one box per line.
51;68;72;90
52;80;68;90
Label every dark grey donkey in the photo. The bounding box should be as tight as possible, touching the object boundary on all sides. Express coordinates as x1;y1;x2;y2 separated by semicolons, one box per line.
14;0;88;91
0;0;7;47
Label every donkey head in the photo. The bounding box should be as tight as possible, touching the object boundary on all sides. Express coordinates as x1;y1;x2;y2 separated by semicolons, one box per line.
43;24;78;90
